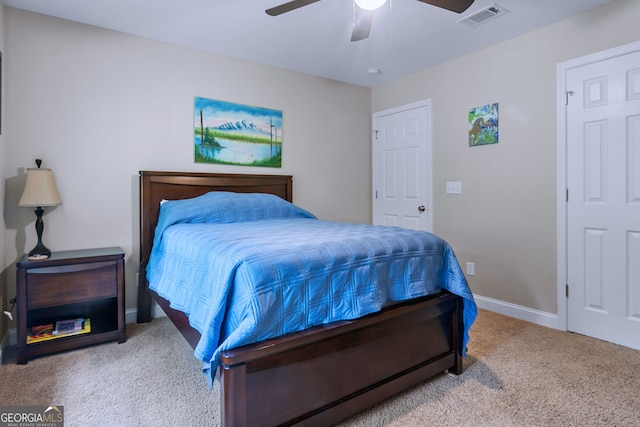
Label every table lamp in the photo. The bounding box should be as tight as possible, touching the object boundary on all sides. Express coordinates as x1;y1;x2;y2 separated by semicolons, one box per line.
18;159;62;260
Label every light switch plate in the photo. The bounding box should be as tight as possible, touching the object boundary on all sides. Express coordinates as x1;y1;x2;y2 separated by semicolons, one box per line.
446;181;462;194
466;262;475;276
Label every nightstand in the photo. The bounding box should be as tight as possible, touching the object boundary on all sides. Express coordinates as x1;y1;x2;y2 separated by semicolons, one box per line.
15;247;126;364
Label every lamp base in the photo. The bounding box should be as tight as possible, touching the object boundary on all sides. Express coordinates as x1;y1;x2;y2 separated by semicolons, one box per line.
29;207;52;259
28;254;50;261
28;241;52;259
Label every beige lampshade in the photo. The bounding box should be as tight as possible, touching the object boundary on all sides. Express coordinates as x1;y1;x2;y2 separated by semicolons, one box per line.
18;168;62;207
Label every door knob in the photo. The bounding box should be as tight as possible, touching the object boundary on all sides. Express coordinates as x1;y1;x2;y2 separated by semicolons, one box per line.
418;205;426;213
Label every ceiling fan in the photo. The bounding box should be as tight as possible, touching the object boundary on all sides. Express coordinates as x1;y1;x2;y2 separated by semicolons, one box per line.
266;0;475;42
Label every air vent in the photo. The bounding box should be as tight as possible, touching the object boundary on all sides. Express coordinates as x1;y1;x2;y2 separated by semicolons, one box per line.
458;3;509;28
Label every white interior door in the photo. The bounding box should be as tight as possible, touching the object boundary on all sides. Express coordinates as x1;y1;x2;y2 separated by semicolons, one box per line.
372;100;432;232
565;47;640;350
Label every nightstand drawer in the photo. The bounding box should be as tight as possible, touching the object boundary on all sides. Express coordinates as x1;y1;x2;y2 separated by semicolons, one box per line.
27;260;118;308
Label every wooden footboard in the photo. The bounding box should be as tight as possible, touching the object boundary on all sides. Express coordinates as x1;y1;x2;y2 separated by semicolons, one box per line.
149;288;462;426
219;291;463;427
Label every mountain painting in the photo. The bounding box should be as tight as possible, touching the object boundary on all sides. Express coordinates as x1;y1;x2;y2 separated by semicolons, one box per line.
194;97;282;167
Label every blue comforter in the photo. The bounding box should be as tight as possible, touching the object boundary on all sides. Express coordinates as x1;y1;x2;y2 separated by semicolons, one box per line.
147;192;477;385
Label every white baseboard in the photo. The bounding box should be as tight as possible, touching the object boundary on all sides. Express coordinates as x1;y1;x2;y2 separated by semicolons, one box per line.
6;328;16;346
474;294;559;330
0;329;10;364
125;308;138;325
1;297;554;364
153;304;167;319
125;303;167;325
0;305;166;363
138;296;557;330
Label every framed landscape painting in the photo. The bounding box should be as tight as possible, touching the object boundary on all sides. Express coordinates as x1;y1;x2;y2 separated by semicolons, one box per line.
194;97;282;168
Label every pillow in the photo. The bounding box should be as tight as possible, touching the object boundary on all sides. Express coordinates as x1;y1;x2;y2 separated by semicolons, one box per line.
153;191;316;244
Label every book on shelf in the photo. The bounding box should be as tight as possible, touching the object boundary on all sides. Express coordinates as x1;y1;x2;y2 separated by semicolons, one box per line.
27;318;91;344
31;323;53;336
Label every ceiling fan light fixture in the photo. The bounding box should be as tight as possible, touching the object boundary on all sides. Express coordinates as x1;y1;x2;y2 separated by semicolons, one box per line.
354;0;387;11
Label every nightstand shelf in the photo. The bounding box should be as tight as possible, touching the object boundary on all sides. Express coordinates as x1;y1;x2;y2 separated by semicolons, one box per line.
16;247;126;364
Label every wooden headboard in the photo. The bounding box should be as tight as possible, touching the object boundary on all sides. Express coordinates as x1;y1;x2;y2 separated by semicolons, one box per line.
137;171;293;323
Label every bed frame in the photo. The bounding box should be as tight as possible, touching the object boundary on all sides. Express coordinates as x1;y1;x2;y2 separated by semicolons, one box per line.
137;171;464;427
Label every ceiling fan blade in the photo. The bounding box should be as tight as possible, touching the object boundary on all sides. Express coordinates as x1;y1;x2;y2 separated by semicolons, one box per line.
415;0;474;13
351;6;374;42
266;0;323;16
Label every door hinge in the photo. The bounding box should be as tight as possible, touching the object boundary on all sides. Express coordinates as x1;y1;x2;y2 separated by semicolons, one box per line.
374;130;379;140
566;188;569;202
565;90;575;106
566;284;569;298
375;190;378;199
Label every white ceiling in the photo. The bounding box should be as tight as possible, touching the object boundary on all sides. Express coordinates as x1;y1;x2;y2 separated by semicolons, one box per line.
3;0;617;87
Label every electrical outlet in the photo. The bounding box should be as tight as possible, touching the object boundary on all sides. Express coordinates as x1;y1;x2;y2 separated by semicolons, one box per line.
466;262;475;276
446;181;462;194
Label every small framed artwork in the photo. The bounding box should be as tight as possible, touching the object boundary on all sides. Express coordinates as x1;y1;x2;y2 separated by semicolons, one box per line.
194;97;283;168
469;102;499;147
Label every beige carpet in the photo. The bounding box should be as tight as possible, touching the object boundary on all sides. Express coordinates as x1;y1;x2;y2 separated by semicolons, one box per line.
1;310;639;426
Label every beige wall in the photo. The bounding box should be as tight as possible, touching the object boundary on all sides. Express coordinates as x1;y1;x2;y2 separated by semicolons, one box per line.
1;8;372;321
372;0;640;314
0;5;7;349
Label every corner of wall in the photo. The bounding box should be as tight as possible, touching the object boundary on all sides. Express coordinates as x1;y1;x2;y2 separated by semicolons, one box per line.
0;4;9;350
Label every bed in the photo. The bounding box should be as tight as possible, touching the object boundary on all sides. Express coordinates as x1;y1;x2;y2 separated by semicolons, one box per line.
137;171;476;427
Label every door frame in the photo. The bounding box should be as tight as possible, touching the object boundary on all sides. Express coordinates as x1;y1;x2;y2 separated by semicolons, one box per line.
372;99;433;232
556;39;640;331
